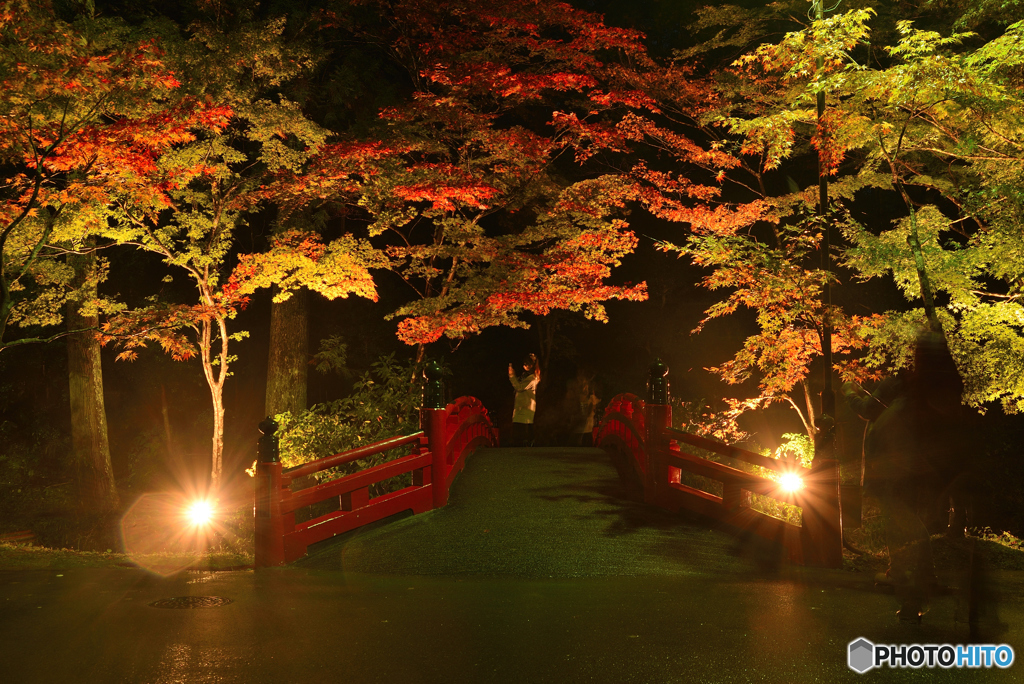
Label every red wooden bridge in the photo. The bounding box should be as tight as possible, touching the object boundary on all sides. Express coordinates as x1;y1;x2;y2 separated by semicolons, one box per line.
255;361;843;568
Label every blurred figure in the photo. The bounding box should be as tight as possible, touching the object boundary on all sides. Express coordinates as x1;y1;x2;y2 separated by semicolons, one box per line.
567;369;600;446
843;330;967;622
509;353;541;447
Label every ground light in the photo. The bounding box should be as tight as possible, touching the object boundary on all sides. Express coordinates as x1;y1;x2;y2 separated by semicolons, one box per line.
778;472;804;494
121;490;222;576
186;499;216;527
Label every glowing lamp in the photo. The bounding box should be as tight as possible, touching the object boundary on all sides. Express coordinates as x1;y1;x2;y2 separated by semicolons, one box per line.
778;472;803;493
186;499;215;527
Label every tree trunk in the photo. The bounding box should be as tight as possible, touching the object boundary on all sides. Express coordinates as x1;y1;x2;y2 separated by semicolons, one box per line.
265;288;309;418
198;307;228;493
536;313;559;378
160;384;174;456
210;377;225;493
66;250;118;512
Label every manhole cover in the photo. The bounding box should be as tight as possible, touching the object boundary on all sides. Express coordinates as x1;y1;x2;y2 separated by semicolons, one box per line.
148;596;233;609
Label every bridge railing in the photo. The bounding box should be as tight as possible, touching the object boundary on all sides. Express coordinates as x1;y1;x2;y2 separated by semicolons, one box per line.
254;362;498;567
594;359;842;568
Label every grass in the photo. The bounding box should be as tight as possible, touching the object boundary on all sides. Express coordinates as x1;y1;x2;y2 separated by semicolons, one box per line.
0;541;253;571
0;501;256;572
840;505;1024;576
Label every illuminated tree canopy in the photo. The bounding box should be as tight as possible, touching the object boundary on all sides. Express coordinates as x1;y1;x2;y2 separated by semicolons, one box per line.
5;0;1024;504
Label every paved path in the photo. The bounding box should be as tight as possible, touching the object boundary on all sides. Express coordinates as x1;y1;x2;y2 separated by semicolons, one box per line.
2;447;1022;683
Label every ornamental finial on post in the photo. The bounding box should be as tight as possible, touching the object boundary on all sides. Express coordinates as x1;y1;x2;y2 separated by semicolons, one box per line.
422;360;444;409
257;417;279;463
647;358;669;405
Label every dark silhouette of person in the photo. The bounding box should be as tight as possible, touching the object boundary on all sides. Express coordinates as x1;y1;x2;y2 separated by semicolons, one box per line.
843;330;967;622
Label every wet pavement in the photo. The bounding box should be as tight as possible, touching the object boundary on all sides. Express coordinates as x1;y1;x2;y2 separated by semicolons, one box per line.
2;448;1022;683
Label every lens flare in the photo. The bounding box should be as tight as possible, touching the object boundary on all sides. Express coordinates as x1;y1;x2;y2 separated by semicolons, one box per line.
186;499;215;527
779;472;803;493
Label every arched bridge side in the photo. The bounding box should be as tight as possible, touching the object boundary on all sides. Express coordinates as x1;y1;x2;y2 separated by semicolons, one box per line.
594;362;842;568
255;388;498;567
592;393;647;496
443;397;499;492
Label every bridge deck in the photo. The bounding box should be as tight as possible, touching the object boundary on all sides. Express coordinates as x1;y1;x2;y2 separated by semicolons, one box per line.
298;447;779;577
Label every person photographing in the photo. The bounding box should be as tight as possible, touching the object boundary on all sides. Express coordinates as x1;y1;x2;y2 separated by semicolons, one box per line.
508;353;541;446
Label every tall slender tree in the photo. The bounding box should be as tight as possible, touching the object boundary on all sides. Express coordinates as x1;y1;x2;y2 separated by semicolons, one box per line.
0;0;224;351
98;7;383;490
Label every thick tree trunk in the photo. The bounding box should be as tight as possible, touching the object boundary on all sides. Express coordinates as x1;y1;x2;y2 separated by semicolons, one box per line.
265;288;308;418
66;251;118;512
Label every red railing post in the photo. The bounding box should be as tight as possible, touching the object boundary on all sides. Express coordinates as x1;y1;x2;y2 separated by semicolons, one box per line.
421;361;449;509
255;417;286;568
802;457;842;567
645;359;671;508
423;408;448;507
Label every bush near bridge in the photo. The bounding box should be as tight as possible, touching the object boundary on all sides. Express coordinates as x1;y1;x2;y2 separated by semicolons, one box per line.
264;355;430;519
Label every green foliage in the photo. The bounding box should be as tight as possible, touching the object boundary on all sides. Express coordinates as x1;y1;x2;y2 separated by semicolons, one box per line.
939;1;1024;30
773;432;814;468
855;309;927;374
275;354;425;496
311;334;349;376
950;303;1024;412
694;3;1024;425
747;491;803;527
842;205;986;311
974;526;1024;552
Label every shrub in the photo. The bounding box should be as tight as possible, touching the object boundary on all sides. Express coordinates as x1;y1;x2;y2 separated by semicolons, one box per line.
270;355;431;500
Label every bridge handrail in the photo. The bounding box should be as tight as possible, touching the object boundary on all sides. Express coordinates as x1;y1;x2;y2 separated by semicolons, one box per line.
440;397;497;488
600;411;646;446
662;447;786;496
282;432;424;483
281;451;432;515
663;427;799;476
255;371;499;567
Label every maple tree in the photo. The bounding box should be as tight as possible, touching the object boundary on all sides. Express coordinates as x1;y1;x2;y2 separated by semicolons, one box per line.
0;0;228;352
723;4;1024;415
268;0;660;359
0;0;235;510
657;0;1024;440
97;6;383;491
269;0;869;435
588;1;881;439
